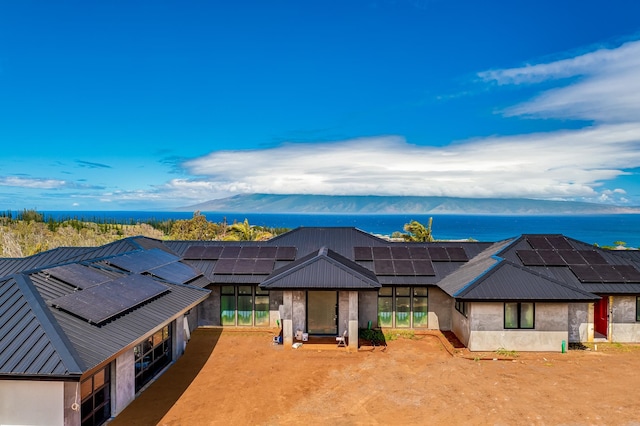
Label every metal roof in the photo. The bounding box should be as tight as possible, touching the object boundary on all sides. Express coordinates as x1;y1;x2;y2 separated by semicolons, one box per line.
260;247;380;290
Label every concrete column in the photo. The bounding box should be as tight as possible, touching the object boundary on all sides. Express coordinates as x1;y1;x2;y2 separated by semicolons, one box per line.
608;296;614;342
64;382;81;426
113;352;135;416
174;317;185;358
282;291;294;346
348;291;359;351
587;302;595;342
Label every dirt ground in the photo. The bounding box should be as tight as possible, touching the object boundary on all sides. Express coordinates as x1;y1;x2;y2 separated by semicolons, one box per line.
110;328;640;426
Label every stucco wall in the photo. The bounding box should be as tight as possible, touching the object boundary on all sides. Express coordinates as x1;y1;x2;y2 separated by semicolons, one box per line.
468;302;569;352
199;286;220;326
358;291;378;329
568;302;591;343
428;287;452;331
611;295;640;342
338;291;349;335
0;380;64;425
113;350;135;416
451;304;471;347
292;291;306;335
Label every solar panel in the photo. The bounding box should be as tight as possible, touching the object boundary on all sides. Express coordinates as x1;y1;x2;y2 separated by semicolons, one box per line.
233;259;256;274
258;246;278;259
108;249;179;273
373;259;395;275
558;250;586;265
276;246;297;260
220;247;241;258
393;260;414;275
446;247;468;262
408;247;430;260
372;247;391;259
412;260;435;275
579;250;607;265
183;246;206;260
390;246;411;260
253;259;275;274
593;265;624;282
45;264;111;289
546;236;573;250
428;247;449;261
148;262;200;284
570;265;601;283
615;265;640;282
50;275;169;324
202;246;223;260
239;246;260;258
527;236;553;250
214;259;236;274
516;250;545;266
538;250;565;266
353;247;373;261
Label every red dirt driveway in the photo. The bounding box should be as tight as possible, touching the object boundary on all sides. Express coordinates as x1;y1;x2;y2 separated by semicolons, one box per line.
109;328;640;425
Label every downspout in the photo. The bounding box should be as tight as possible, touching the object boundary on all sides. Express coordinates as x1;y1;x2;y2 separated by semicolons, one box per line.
608;295;614;343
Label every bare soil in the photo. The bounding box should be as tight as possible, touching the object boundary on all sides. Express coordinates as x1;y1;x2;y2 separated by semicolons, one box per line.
110;328;640;426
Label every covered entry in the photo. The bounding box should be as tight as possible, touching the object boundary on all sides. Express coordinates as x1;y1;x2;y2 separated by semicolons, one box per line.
307;291;338;335
259;246;381;349
594;297;608;338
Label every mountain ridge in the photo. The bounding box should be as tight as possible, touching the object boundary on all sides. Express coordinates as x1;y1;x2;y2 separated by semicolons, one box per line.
177;194;640;215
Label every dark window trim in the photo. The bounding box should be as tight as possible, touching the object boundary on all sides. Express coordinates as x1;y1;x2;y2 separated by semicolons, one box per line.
377;286;428;328
504;302;535;330
455;300;468;317
220;285;270;327
636;296;640;322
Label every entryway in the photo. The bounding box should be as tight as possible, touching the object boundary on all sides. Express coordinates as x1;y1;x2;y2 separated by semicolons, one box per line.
307;291;338;335
594;297;608;339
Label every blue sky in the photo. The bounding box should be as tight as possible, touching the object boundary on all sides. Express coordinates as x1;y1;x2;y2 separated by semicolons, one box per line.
2;0;640;211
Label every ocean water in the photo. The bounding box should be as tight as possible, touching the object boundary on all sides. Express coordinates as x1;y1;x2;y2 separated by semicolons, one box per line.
42;211;640;248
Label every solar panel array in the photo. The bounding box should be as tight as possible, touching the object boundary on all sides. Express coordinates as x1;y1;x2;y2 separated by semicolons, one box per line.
353;245;468;276
45;264;112;289
354;246;469;262
517;236;640;283
107;249;201;284
184;245;296;261
50;275;169;324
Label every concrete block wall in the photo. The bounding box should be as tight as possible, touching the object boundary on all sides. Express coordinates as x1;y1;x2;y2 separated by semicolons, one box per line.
568;302;592;343
358;291;377;328
428;287;452;331
468;302;569;352
611;296;640;342
199;286;220;326
113;350;135;416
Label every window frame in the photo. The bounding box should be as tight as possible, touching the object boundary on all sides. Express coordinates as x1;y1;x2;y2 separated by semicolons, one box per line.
455;300;468;317
504;302;535;329
80;364;111;426
377;286;428;328
636;296;640;322
220;285;270;327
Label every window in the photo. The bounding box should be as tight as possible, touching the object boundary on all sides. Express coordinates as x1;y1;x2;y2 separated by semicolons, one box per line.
220;286;270;326
455;300;468;317
377;287;393;327
134;325;172;392
412;287;428;327
636;297;640;322
504;302;535;329
81;365;111;426
377;287;428;328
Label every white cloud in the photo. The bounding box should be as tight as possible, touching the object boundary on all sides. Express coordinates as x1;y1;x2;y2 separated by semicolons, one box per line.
479;40;640;123
180;124;640;202
0;176;67;189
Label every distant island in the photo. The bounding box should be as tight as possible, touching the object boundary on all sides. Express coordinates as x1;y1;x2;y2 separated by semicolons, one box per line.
178;194;640;215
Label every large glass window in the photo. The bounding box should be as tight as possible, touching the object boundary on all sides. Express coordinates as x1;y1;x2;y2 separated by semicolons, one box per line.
637;297;640;322
412;287;428;327
237;286;253;326
377;287;393;327
255;287;270;326
81;365;111;426
395;287;411;328
504;302;535;329
221;286;236;326
134;325;172;392
455;300;468;317
220;286;270;326
377;287;428;328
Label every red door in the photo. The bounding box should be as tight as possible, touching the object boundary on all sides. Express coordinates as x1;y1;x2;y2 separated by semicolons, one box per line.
594;297;608;337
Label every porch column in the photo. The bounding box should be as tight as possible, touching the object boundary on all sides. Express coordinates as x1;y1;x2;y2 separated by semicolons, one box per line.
282;290;294;347
587;302;595;342
349;291;358;351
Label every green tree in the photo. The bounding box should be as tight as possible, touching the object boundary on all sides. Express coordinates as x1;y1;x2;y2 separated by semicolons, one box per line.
223;219;274;241
401;218;435;242
170;211;221;240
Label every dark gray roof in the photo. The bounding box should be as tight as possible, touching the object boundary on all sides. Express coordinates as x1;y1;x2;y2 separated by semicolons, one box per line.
267;227;388;258
0;276;83;379
456;261;599;301
260;247;380;290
